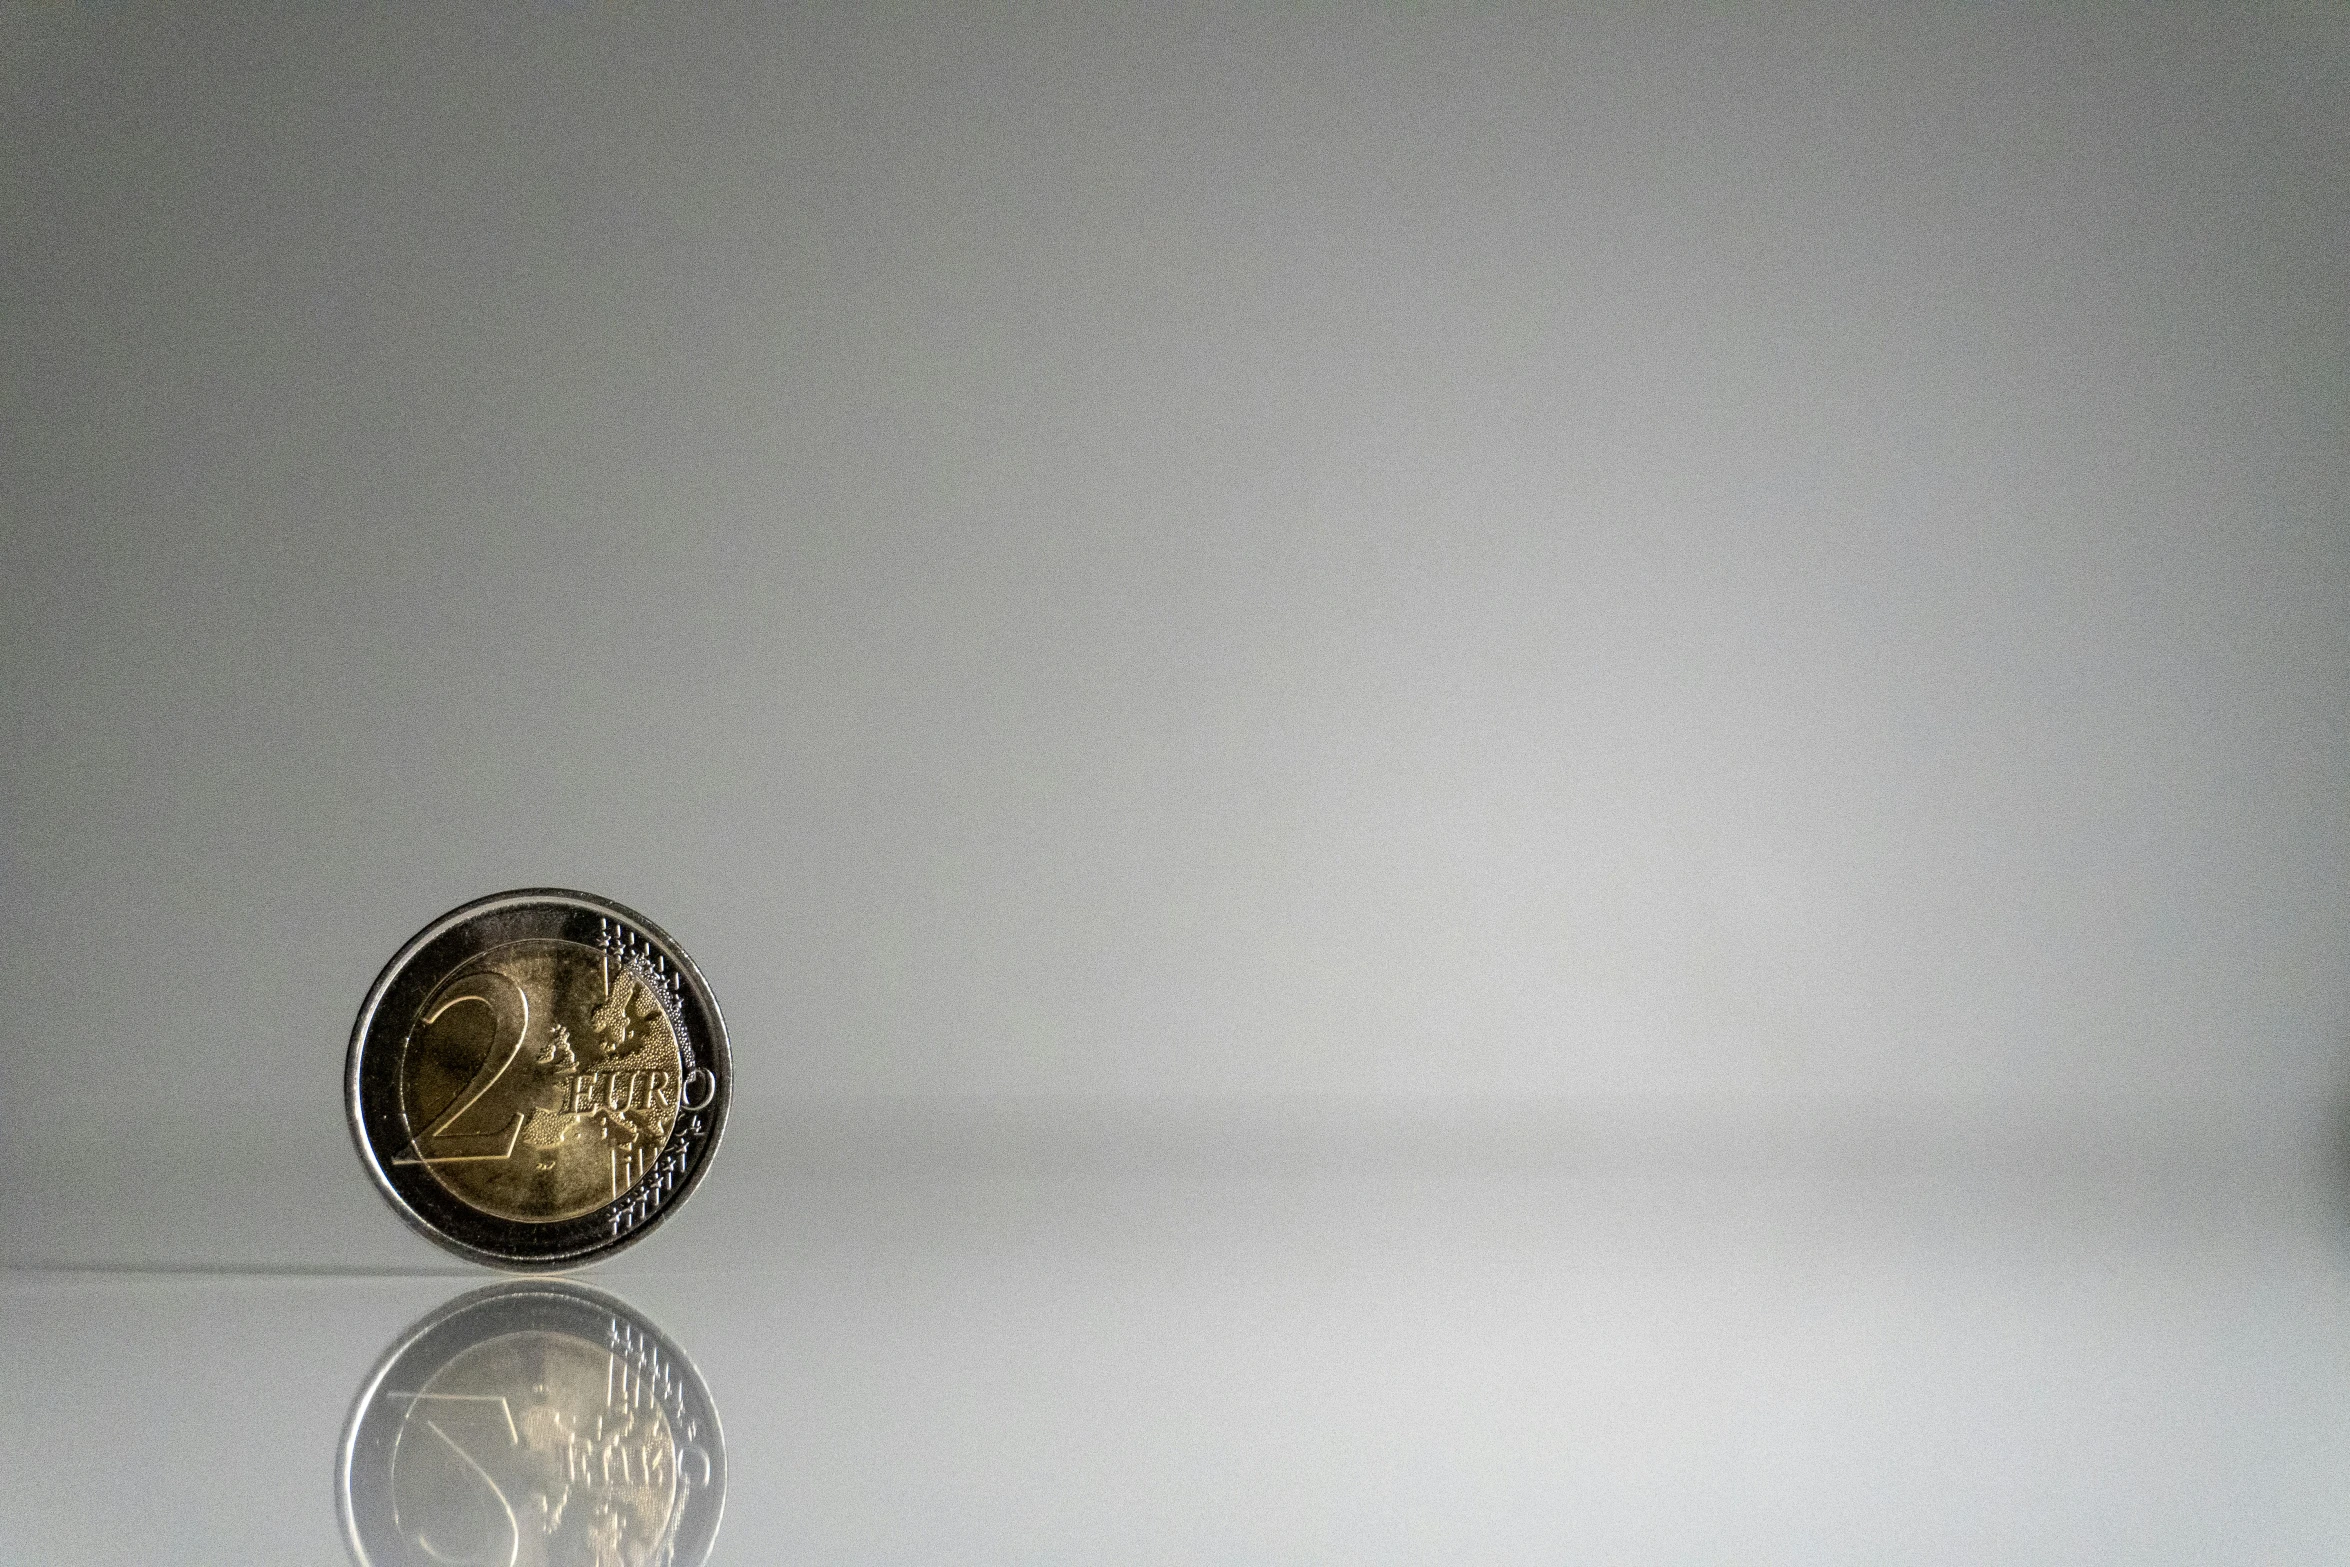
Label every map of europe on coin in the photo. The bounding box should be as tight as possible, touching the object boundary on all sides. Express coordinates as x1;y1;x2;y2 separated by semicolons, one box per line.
348;890;731;1268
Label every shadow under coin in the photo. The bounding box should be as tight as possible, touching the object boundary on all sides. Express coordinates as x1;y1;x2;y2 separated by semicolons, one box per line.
339;1280;724;1567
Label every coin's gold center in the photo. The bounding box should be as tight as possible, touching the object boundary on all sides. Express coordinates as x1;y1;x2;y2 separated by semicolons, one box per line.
396;938;685;1223
387;1327;681;1566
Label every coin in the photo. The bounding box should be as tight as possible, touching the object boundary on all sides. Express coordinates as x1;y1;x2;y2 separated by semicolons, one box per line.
347;889;730;1269
339;1278;726;1567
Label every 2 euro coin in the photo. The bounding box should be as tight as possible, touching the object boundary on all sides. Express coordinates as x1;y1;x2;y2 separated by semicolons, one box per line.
347;888;730;1268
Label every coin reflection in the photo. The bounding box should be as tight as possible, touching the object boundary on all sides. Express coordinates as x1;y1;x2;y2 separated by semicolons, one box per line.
339;1280;724;1567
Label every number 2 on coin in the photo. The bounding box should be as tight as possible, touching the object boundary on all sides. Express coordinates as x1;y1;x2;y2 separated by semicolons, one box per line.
391;969;529;1166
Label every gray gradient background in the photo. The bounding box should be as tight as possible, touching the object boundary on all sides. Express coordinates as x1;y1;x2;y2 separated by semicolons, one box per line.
8;1;2347;1230
4;5;2350;1560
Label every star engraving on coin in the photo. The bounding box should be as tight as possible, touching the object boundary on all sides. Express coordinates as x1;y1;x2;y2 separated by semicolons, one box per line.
348;889;731;1269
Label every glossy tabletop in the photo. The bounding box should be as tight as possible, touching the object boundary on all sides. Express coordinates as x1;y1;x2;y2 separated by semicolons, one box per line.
9;1115;2347;1565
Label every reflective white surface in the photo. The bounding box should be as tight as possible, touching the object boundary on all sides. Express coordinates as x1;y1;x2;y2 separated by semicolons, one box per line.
10;1118;2347;1564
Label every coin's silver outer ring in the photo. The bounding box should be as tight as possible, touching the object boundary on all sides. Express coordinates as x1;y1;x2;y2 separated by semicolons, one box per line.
345;887;731;1271
336;1278;727;1567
